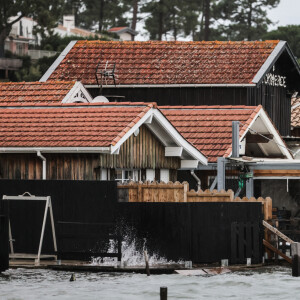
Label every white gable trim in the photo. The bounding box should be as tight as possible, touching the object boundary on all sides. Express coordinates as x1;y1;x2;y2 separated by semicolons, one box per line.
110;108;207;165
39;40;77;82
252;41;286;84
61;81;93;103
229;107;293;159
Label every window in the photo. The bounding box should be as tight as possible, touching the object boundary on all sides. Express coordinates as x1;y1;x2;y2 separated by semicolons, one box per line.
115;169;140;183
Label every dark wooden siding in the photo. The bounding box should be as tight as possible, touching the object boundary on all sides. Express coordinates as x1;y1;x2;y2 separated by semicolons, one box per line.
90;86;248;106
99;125;180;169
0;126;180;180
90;85;290;135
247;84;291;136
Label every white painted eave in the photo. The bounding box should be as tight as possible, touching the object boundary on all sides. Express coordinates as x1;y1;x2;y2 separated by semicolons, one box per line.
62;81;93;103
39;40;77;82
227;107;293;160
110;108;207;165
0;147;110;153
252;41;287;85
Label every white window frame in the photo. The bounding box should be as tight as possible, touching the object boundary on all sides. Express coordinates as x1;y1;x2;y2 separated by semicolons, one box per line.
114;169;141;183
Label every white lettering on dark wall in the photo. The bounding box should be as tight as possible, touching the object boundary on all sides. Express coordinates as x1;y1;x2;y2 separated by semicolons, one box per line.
263;73;287;88
263;65;287;88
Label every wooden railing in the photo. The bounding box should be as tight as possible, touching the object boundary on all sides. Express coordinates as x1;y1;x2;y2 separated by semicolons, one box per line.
118;181;272;220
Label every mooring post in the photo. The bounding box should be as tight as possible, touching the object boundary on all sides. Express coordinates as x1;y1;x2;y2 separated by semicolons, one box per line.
144;250;150;276
292;242;300;277
160;287;168;300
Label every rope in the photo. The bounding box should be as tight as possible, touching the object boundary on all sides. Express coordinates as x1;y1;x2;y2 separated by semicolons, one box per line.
238;120;297;156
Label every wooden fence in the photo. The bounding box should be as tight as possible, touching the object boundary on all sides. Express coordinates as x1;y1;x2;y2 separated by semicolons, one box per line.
118;181;272;221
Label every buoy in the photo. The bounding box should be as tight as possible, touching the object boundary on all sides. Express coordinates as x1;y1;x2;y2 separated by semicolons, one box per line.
70;273;76;281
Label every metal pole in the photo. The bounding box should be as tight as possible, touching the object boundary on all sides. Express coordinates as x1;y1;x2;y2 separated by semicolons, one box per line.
246;176;254;198
48;198;57;252
36;197;49;265
232;121;240;158
217;157;226;191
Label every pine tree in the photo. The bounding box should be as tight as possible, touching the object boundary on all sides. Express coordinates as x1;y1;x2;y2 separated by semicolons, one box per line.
74;0;131;32
215;0;280;41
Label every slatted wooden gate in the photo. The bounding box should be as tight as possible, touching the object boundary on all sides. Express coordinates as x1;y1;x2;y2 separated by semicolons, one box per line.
231;222;261;264
0;214;9;272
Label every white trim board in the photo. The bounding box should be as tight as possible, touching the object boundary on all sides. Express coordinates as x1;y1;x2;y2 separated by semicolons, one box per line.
228;107;293;160
62;81;93;103
39;40;77;82
0;147;110;153
110;108;208;165
252;41;300;85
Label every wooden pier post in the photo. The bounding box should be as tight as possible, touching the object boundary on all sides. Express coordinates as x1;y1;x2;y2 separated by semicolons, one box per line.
292;243;300;277
144;250;150;276
160;287;168;300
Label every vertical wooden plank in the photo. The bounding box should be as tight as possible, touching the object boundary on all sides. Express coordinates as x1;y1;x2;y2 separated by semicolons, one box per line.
238;223;245;264
245;222;252;259
231;222;237;264
252;222;260;264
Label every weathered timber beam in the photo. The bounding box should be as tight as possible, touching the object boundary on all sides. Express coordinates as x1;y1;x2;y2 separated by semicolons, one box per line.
263;239;292;264
263;220;294;244
246;134;274;143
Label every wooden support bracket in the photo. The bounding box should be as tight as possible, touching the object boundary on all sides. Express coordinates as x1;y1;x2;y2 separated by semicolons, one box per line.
262;220;294;244
263;239;292;264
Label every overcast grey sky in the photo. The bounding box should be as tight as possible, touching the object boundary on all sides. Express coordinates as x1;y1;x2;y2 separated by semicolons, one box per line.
136;0;300;40
268;0;300;29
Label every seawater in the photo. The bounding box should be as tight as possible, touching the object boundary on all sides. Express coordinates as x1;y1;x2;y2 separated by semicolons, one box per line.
0;266;298;300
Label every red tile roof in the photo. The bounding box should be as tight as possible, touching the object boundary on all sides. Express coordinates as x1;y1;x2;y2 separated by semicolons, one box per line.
0;81;76;105
48;40;279;85
0;102;154;148
160;105;262;162
291;97;300;128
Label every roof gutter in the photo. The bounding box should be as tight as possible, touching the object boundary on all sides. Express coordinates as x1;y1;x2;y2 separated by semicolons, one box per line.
85;84;256;88
0;147;111;153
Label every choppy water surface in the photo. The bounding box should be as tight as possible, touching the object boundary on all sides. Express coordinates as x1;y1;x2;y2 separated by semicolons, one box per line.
0;266;299;300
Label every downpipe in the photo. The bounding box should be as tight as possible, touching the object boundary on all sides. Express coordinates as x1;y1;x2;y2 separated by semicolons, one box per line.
190;170;201;191
37;151;46;180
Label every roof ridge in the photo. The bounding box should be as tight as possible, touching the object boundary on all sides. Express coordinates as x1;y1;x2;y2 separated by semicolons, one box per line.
76;40;280;45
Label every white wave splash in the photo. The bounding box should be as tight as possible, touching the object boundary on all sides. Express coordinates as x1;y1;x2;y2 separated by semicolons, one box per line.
90;236;183;267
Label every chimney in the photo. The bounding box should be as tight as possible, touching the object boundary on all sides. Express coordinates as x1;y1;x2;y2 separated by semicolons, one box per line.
63;15;75;31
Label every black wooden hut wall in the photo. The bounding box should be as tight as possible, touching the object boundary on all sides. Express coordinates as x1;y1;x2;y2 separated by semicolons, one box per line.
87;48;300;137
89;85;290;136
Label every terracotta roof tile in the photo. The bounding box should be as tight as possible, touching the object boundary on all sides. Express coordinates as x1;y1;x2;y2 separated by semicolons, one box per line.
48;40;280;85
0;103;153;148
0;81;76;105
291;97;300;128
160;105;262;162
